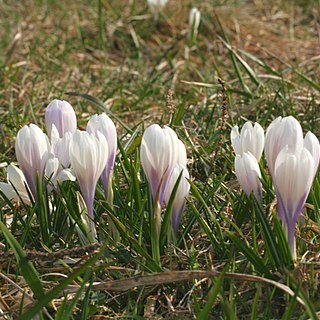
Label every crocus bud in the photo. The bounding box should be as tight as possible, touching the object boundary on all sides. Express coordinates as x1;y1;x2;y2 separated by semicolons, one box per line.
265;116;303;177
45;99;77;139
69;130;108;237
86;113;117;199
15;124;51;198
234;152;262;202
140;124;179;206
273;146;316;258
231;121;264;161
189;8;201;41
51;125;72;168
147;0;169;13
163;163;190;232
0;164;32;204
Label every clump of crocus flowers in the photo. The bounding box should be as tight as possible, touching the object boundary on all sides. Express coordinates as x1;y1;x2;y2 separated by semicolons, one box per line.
140;124;190;264
0;99;118;240
1;98;318;263
231;116;319;259
0;99;190;247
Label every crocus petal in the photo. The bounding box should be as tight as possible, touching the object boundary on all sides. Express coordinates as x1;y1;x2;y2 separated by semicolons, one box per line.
177;139;187;165
0;164;31;204
234;152;262;202
87;113;117;198
265;116;304;177
52;131;73;168
141;124;181;206
0;183;21;202
15;124;51;198
45;99;77;139
163;164;190;232
273;146;315;257
55;168;76;183
231;126;242;155
70;130;108;236
304;131;320;178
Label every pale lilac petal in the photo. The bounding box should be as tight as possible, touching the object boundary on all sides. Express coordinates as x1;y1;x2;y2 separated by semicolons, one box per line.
70;130;108;236
45;99;77;139
87;113;117;198
234;152;262;202
304;131;320;178
15;124;51;198
164;164;190;232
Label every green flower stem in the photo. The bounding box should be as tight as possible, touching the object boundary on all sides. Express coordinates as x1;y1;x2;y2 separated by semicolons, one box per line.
107;173;120;242
151;199;161;266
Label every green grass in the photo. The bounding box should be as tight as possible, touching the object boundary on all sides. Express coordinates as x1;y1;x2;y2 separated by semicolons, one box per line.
0;0;319;319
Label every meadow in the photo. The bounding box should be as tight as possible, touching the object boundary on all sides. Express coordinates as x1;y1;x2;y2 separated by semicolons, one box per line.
0;0;319;319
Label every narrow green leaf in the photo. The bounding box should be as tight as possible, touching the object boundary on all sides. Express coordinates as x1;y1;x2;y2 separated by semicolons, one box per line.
0;221;44;299
55;271;91;320
227;231;272;277
159;169;183;252
198;266;227;320
21;244;107;319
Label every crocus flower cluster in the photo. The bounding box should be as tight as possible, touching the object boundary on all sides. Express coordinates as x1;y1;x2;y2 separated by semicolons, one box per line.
140;124;190;231
0;99;117;238
231;122;264;202
231;116;319;258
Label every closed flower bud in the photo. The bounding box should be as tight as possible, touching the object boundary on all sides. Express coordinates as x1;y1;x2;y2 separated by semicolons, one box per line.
15;124;51;198
231;121;264;161
45;99;77;139
140;124;179;206
273;146;316;258
87;113;117;199
189;8;201;40
69;130;108;237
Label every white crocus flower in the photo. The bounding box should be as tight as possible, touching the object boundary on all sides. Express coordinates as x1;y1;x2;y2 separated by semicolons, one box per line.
231;121;264;201
231;121;264;161
69;130;108;237
86;113;117;200
189;8;201;41
234;152;262;202
15;124;51;198
140;124;179;206
273;146;316;258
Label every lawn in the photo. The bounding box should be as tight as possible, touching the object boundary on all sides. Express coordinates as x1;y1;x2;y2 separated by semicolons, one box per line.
0;0;319;319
